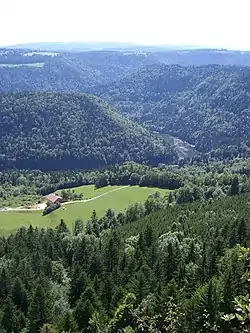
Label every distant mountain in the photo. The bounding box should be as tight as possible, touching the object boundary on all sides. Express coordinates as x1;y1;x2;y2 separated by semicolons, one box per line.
96;64;250;158
0;92;176;170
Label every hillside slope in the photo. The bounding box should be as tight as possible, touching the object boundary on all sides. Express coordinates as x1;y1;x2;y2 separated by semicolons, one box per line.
0;53;106;93
0;92;176;170
97;64;250;157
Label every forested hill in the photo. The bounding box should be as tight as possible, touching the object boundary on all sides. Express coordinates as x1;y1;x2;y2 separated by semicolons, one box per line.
97;64;250;158
0;92;176;170
0;49;153;93
0;54;106;93
3;48;250;94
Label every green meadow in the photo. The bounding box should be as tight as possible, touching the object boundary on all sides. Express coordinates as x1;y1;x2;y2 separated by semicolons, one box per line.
56;184;122;198
0;185;168;236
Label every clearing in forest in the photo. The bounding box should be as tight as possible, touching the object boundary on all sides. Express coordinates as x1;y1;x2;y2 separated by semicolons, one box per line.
0;185;168;236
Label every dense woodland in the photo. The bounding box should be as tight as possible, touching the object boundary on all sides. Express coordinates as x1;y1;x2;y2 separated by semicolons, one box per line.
0;188;249;332
96;64;250;158
0;93;175;170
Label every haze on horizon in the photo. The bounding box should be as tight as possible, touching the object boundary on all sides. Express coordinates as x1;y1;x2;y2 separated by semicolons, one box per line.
1;0;250;50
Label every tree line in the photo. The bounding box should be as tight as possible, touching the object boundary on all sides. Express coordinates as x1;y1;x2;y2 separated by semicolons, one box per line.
1;159;250;207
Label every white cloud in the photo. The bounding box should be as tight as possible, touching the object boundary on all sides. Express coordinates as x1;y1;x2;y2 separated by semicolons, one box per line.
1;0;250;49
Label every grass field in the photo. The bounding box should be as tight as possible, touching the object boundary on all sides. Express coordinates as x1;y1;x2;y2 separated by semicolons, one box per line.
0;185;168;236
56;184;123;199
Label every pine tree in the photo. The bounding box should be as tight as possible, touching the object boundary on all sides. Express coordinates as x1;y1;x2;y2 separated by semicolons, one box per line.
74;287;98;331
11;277;28;313
137;272;146;303
101;274;115;315
0;268;9;300
163;242;180;283
69;265;87;306
74;219;83;236
144;225;153;248
92;210;100;237
229;177;239;196
28;283;49;333
1;297;16;333
56;219;69;234
237;219;248;245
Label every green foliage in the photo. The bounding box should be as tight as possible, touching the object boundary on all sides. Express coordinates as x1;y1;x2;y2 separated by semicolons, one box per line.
43;203;61;216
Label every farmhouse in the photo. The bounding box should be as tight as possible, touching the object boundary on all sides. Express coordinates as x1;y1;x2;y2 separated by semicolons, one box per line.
46;194;63;204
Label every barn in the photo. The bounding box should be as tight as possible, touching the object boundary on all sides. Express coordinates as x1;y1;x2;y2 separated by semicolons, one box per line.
46;194;63;204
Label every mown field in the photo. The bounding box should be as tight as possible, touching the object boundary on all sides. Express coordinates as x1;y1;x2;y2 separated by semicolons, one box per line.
0;185;168;236
57;184;123;199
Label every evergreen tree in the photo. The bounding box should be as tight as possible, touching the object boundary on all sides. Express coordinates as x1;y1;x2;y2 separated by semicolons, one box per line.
74;287;98;331
56;219;69;234
229;177;239;196
0;268;9;300
1;297;16;333
74;219;83;236
11;277;28;313
237;219;248;245
28;283;49;333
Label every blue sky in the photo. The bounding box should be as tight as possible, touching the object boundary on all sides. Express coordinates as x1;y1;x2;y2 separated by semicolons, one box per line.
1;0;250;49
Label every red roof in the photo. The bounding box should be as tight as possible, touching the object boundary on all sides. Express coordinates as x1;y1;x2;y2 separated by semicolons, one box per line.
46;194;63;203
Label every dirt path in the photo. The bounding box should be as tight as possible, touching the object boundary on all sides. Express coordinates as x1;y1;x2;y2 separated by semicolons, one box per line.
63;186;128;205
0;186;129;212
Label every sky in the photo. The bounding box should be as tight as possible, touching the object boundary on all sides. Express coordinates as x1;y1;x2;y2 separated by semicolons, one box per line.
1;0;250;49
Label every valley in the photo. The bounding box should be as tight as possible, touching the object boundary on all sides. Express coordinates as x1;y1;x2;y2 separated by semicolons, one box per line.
0;45;250;333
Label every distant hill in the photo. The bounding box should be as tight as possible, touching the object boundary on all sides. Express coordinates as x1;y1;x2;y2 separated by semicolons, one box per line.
2;48;250;95
4;41;199;52
150;49;250;66
0;49;150;93
96;64;250;158
0;52;105;93
4;41;163;52
0;92;176;170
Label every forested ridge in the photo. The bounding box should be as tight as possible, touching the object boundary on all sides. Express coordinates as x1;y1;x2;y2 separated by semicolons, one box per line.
0;49;149;93
0;92;175;170
96;64;250;158
3;48;250;94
